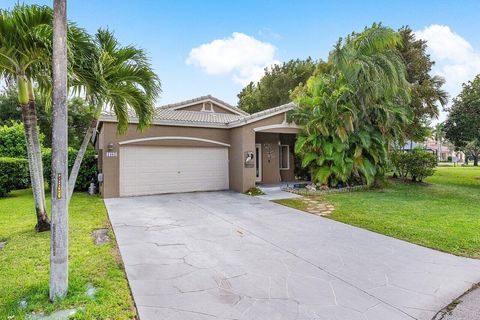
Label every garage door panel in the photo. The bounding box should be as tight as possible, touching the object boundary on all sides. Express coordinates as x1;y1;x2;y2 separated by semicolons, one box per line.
120;146;229;196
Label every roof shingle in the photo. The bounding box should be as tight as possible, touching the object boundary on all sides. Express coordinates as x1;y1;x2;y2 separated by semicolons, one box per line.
100;97;295;128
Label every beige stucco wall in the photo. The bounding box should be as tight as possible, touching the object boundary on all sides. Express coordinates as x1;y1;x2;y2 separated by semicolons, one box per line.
97;111;299;197
98;122;231;198
256;132;281;184
254;132;296;184
279;134;296;181
230;113;298;191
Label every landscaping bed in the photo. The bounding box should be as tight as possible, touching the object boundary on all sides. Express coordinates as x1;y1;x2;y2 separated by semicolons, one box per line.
283;184;368;196
0;189;135;319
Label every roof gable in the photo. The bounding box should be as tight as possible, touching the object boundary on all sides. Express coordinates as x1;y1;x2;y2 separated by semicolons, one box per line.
158;95;248;116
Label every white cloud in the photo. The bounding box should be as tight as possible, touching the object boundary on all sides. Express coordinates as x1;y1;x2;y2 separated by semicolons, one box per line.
415;25;480;104
186;32;279;85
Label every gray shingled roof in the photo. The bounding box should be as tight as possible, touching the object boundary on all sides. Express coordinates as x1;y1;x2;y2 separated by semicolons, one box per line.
157;94;249;116
155;109;243;124
100;98;295;128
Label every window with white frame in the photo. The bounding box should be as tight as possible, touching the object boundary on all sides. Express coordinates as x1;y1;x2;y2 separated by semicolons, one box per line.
279;145;289;170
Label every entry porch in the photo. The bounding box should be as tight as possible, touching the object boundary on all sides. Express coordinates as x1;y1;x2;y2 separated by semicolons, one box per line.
254;130;301;185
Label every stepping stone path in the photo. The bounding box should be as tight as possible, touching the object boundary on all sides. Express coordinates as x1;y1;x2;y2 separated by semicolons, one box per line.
302;198;335;216
0;241;6;251
85;283;97;299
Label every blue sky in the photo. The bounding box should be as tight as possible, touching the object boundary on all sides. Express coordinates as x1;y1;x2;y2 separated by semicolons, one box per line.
3;0;480;115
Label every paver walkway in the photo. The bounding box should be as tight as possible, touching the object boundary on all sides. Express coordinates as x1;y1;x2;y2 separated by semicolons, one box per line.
302;198;335;216
256;185;303;200
105;192;480;320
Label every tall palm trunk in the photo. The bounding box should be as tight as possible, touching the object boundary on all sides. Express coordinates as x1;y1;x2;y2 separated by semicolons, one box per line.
437;139;442;161
18;75;50;232
50;0;69;301
67;117;97;202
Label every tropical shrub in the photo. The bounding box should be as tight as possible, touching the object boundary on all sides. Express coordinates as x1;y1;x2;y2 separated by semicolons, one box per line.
390;150;409;178
292;24;411;187
390;149;436;182
0;122;44;158
43;146;97;191
409;150;437;182
0;157;29;196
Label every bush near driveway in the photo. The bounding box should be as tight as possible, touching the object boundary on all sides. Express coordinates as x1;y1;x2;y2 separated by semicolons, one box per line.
0;157;29;196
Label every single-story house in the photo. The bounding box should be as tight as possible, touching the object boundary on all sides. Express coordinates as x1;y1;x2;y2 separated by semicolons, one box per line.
96;95;300;198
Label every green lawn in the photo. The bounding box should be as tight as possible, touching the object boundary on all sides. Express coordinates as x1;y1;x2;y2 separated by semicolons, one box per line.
0;189;135;319
276;167;480;258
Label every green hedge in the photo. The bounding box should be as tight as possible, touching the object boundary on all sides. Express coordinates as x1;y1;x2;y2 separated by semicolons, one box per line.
0;122;44;158
0;122;97;192
42;146;97;191
0;157;29;196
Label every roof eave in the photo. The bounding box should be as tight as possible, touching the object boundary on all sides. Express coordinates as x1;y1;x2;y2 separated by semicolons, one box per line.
99;115;228;129
226;103;295;128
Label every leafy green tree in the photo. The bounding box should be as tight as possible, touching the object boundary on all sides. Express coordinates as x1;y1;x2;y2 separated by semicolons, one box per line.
238;58;318;113
464;140;480;166
0;88;54;144
67;29;160;201
0;90;95;149
397;27;448;141
0;122;44;158
0;88;22;125
65;97;95;149
444;75;480;166
292;24;411;186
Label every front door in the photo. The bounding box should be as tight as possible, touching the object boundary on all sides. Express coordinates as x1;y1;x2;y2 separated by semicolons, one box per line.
255;144;262;182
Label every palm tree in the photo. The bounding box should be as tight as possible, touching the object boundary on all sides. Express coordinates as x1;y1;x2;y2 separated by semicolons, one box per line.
293;24;411;186
432;122;445;161
0;5;54;231
50;0;68;300
330;23;410;116
67;29;160;202
0;5;91;231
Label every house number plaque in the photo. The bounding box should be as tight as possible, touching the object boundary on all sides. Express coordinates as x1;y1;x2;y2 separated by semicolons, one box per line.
56;173;62;199
244;151;254;168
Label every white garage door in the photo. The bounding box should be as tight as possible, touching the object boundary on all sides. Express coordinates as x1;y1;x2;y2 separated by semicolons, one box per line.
119;145;229;197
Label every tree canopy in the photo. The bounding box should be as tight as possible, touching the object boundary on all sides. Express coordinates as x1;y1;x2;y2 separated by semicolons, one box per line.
444;74;480;165
237;58;319;114
397;27;448;141
0;89;93;149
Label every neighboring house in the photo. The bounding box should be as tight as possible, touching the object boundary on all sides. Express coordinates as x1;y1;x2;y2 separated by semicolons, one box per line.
403;139;465;162
96;95;300;198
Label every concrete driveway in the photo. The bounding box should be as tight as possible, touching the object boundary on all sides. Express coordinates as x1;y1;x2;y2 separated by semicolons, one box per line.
105;192;480;320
